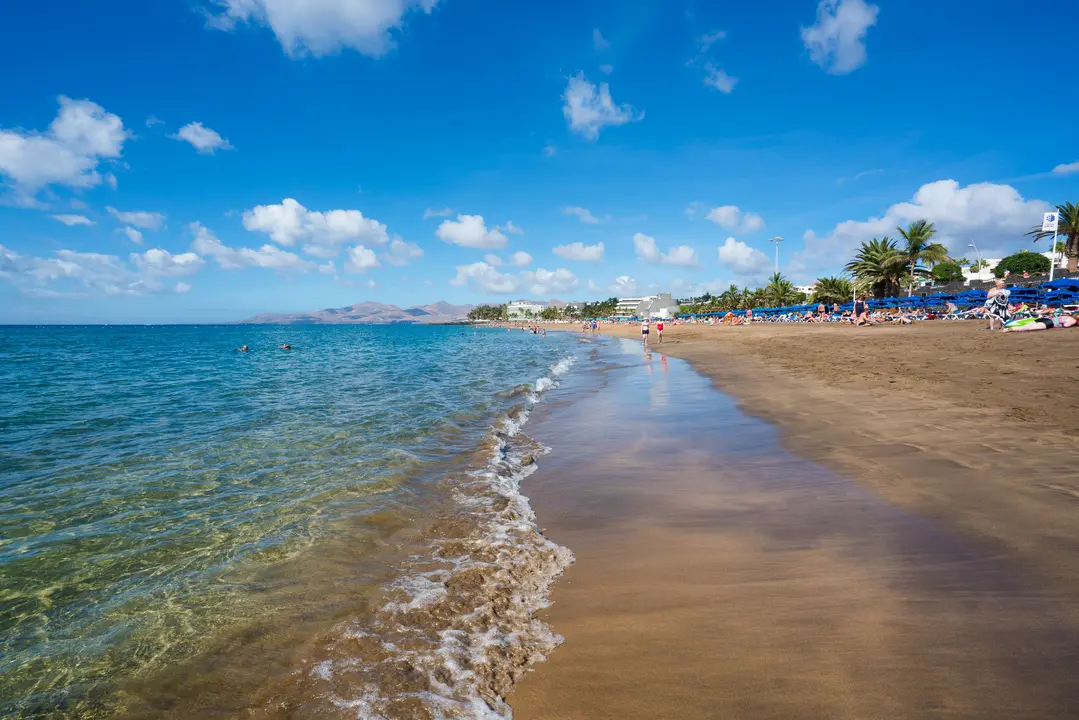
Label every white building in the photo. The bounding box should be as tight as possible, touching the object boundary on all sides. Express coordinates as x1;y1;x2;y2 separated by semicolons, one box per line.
795;284;816;297
506;300;546;318
614;293;681;318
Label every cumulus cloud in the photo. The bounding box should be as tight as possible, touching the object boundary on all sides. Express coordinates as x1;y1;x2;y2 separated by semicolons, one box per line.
553;242;604;262
703;64;738;94
607;275;638;295
190;222;315;273
501;220;524;235
436;214;508;249
0;96;128;198
449;261;521;294
52;214;95;227
562;206;606;224
1052;161;1079;175
484;253;503;266
344;245;380;274
704;205;764;233
106;206;166;230
171;122;233;154
562;73;642;140
423;207;454;218
633;232;699;267
593;28;610;51
380;236;423;266
206;0;440;57
717;237;772;276
0;243;199;297
122;228;144;245
793;180;1051;276
510;251;533;267
523;267;578;295
698;29;727;52
243;198;390;260
801;0;879;74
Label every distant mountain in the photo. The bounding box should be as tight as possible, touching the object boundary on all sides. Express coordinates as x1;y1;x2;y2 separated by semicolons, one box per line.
238;301;475;325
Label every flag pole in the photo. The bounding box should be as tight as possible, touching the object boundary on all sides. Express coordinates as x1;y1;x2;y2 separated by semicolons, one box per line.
1050;225;1059;282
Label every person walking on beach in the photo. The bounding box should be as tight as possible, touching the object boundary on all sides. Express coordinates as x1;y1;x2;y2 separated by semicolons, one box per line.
641;318;650;344
985;278;1011;331
656;319;664;343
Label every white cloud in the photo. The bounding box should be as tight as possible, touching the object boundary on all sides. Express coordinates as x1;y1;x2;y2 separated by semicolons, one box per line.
1052;161;1079;175
171;122;233;154
704;205;764;233
449;261;521;294
0;96;128;197
52;214;94;227
553;242;604;262
344;245;380;274
381;236;423;266
593;28;609;51
801;0;879;75
633;232;699;267
105;173;118;190
698;29;727;52
106;206;166;230
684;201;707;217
608;275;638;295
523;267;578;295
599;64;613;75
146;116;164;128
207;0;439;57
501;220;524;235
130;248;204;276
190;222;316;273
122;227;144;245
543;144;557;157
703;64;738;94
484;253;503;266
0;243;199;297
717;237;772;276
243;198;390;259
318;260;337;275
424;207;454;218
510;251;533;267
436;214;508;249
793;179;1051;277
562;73;642;140
562;205;606;224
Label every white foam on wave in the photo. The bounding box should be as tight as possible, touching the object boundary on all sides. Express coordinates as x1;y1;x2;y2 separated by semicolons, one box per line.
308;354;578;719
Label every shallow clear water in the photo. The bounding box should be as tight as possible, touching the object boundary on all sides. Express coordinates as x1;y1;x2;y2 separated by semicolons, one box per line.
0;324;581;717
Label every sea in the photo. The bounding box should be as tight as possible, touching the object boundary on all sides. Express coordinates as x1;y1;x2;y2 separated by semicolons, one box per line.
0;324;599;719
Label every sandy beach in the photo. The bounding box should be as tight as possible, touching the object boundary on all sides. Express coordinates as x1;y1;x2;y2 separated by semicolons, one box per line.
510;323;1079;719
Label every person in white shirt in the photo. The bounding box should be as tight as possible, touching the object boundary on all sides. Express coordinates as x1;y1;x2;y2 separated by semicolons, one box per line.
640;319;650;344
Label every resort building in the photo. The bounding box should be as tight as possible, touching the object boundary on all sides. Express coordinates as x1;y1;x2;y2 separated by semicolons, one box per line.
614;293;681;318
505;300;546;318
795;284;816;297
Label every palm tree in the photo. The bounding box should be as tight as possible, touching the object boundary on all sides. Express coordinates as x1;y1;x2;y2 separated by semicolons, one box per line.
889;220;950;295
762;272;801;308
844;237;905;298
718;284;741;310
811;276;853;305
1026;201;1079;273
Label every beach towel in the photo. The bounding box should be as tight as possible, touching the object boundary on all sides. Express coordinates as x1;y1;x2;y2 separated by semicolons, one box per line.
985;289;1011;325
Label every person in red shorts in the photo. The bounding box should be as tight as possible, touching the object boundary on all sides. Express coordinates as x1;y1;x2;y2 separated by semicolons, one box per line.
656;319;664;343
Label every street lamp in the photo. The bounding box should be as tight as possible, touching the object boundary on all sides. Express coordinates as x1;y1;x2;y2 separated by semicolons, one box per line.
769;236;784;274
967;241;982;265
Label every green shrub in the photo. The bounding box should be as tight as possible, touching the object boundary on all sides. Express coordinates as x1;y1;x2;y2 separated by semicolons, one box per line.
993;250;1051;278
931;261;965;283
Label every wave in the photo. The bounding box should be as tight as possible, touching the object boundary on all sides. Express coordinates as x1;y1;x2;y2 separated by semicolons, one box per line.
294;356;577;718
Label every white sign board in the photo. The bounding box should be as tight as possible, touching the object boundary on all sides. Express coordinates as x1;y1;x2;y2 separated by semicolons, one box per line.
1042;212;1059;232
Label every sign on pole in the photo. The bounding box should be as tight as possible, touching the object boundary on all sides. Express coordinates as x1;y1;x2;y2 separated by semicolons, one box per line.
1042;212;1059;232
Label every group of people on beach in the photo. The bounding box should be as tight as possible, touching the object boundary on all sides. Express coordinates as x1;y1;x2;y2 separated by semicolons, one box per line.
984;278;1078;332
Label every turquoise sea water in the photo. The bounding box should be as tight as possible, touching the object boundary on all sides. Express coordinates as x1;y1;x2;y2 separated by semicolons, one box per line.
0;324;582;718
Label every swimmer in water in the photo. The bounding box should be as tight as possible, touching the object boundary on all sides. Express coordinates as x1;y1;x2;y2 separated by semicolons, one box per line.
281;343;291;350
238;345;249;352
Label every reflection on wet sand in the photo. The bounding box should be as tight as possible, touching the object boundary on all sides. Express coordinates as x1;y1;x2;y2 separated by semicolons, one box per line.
512;339;1079;720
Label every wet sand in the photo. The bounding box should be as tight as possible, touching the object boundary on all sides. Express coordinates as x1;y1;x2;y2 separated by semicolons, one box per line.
511;331;1079;719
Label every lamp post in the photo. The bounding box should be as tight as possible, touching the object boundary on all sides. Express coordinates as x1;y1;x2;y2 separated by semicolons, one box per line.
967;241;983;281
769;236;784;275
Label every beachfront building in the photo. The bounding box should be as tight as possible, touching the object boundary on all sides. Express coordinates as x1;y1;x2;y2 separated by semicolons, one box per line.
961;252;1066;284
614;293;681;318
795;284;816;297
505;300;546;319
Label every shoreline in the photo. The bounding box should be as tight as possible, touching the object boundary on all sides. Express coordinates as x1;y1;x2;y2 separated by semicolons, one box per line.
535;321;1079;604
510;332;1079;718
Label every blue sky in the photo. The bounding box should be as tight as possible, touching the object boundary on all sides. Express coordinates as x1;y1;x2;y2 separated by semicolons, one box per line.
1;0;1077;323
